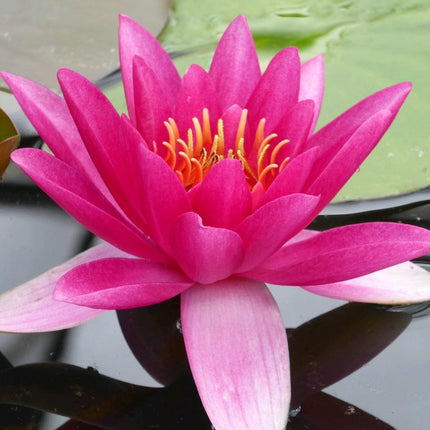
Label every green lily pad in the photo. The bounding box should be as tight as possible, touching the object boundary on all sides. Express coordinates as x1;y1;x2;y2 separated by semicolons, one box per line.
156;0;430;201
0;108;20;178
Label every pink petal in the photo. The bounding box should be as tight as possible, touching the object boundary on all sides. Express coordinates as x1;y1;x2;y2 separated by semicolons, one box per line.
306;109;394;212
137;147;192;256
209;15;261;110
236;194;320;273
303;262;430;304
58;68;149;230
174;64;220;136
246;47;300;134
0;243;128;332
306;82;412;154
261;147;320;207
193;159;252;229
170;212;244;284
220;104;251;152
299;54;324;136
251;223;430;286
0;72;114;203
133;55;172;148
11;149;165;261
181;278;290;430
119;14;181;123
55;258;194;309
271;99;315;159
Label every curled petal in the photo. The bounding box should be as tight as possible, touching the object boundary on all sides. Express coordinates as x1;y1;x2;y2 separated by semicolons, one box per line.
303;261;430;304
209;15;261;110
170;212;244;284
181;279;289;430
55;258;194;309
0;243;127;332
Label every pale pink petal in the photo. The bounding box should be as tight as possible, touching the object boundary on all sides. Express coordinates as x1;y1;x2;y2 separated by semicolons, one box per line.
247;47;300;133
133;55;172;149
303;262;430;304
11;149;165;261
251;223;430;286
54;258;194;309
0;243;128;332
306;109;394;212
181;278;289;430
119;14;181;123
170;212;244;284
299;54;324;135
58;68;149;230
193;159;251;229
0;72;115;204
174;64;220;136
209;15;261;110
306;82;411;154
236;194;320;273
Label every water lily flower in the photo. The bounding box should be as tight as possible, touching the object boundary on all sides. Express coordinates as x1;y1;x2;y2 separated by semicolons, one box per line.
2;15;430;430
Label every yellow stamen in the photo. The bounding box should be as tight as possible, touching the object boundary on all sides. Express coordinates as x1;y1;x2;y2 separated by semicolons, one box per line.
158;109;290;190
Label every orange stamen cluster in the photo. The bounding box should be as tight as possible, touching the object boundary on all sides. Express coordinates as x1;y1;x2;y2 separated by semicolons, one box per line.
158;108;290;190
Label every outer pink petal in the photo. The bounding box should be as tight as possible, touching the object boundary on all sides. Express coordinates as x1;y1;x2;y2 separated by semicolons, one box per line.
306;82;411;154
133;55;172;148
251;223;430;286
303;261;430;304
0;72;115;204
0;243;128;332
246;47;300;134
11;149;164;261
170;212;244;284
193;159;251;229
236;194;320;273
174;64;220;136
119;14;181;123
209;15;261;110
58;68;150;230
55;258;194;309
181;278;289;430
306;109;394;212
299;54;324;136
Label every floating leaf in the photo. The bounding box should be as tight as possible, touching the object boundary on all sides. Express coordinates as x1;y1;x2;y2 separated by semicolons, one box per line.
0;107;20;178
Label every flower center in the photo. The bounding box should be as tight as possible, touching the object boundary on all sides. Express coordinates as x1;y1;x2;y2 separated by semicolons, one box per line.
156;108;290;191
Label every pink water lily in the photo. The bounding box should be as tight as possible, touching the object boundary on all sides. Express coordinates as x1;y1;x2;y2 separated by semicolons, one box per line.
2;14;430;430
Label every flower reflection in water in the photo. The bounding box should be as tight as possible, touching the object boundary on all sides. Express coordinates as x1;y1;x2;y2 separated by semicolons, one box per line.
0;296;417;429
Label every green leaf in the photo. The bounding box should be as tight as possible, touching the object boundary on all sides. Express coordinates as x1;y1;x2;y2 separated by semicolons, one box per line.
0;108;20;178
